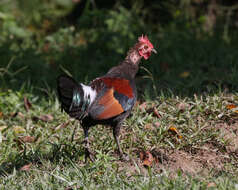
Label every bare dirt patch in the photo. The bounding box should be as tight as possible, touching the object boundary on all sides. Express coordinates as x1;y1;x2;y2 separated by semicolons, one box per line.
129;122;238;176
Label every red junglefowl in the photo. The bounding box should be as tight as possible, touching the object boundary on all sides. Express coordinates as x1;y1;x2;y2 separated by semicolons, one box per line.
57;35;156;161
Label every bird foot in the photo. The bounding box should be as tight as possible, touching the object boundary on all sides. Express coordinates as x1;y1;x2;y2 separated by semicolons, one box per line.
85;148;95;162
119;153;130;162
83;137;95;162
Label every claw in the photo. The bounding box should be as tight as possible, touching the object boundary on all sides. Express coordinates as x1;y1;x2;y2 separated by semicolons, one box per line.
119;153;130;161
84;137;95;162
85;147;95;162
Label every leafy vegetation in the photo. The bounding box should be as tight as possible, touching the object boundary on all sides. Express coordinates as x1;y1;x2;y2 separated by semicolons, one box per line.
1;0;238;189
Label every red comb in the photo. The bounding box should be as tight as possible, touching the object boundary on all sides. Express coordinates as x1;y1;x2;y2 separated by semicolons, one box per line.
138;35;153;48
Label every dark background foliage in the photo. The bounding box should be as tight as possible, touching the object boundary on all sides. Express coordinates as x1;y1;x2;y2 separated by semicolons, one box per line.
1;0;238;98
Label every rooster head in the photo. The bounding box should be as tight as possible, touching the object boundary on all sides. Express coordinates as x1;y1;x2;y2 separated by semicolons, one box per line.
137;35;157;60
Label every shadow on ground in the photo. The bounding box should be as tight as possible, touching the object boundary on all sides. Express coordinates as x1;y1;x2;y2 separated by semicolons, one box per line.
0;141;85;176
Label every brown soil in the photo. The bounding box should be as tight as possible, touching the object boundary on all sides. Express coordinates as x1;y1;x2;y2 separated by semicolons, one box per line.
130;122;238;176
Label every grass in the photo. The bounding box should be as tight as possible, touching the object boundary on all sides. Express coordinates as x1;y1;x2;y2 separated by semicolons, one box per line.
0;88;238;189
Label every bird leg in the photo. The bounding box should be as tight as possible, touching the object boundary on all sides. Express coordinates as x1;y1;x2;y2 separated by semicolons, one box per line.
83;126;94;162
70;121;78;143
113;125;129;161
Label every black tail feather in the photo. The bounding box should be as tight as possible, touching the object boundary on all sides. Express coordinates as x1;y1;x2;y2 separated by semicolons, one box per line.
57;75;87;119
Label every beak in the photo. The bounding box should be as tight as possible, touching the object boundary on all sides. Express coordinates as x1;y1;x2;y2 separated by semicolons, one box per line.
151;48;157;54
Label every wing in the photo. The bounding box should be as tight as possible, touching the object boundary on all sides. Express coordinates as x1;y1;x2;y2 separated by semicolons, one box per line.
89;77;136;120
